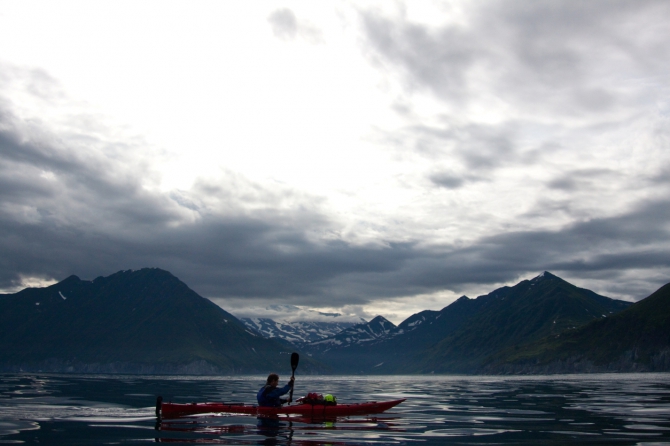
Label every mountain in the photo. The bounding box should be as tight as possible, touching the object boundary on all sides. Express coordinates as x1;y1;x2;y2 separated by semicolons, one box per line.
302;316;396;373
486;282;670;373
417;272;632;373
301;293;485;373
310;272;632;374
0;268;314;374
344;295;488;372
1;268;651;375
239;317;362;346
389;295;486;346
308;316;396;351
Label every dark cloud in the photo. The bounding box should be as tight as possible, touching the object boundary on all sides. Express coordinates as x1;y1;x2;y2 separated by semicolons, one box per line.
360;1;670;116
429;171;484;189
457;124;516;170
651;167;670;185
361;12;477;102
429;172;465;189
368;198;670;301
358;0;670;293
268;8;298;40
0;113;416;303
0;126;182;231
2;4;670;317
546;168;618;191
376;120;520;175
2;106;668;307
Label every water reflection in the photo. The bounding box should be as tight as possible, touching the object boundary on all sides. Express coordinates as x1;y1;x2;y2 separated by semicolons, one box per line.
2;373;670;444
153;414;405;445
256;417;293;445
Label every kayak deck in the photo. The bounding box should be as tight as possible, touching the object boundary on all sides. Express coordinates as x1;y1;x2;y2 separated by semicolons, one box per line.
157;397;405;419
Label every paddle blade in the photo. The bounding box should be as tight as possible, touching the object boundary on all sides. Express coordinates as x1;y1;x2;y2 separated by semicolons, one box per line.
288;352;299;404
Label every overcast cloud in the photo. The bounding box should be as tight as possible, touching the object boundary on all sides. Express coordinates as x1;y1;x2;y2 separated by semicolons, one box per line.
1;1;669;323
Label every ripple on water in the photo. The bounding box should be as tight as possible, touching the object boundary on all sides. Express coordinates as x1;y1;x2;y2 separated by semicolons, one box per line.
547;430;602;436
2;373;670;444
626;425;670;431
423;427;520;437
0;420;40;439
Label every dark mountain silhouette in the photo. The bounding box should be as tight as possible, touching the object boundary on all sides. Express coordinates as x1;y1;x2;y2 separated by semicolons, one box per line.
0;268;311;374
308;272;632;373
2;267;661;375
417;272;632;373
486;281;670;373
306;295;487;373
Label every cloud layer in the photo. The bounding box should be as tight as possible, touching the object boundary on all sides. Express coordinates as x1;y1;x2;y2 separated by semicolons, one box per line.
1;1;669;322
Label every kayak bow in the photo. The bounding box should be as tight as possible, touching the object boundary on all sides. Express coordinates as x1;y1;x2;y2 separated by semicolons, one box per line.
156;397;405;419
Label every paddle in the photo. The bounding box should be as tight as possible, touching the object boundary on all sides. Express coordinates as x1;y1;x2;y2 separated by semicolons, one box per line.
288;352;299;404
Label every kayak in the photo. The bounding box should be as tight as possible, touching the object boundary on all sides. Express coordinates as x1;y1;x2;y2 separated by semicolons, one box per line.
156;396;405;419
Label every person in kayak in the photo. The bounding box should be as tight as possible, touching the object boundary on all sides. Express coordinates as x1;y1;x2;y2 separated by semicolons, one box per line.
257;373;295;407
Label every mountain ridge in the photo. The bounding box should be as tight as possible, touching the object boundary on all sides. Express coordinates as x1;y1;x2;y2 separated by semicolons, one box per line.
300;271;633;373
3;268;665;375
0;268;319;374
416;271;632;373
485;281;670;373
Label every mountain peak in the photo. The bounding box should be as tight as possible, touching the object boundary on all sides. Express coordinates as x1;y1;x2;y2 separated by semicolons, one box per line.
369;315;391;324
531;271;558;282
367;316;396;334
57;275;82;285
92;268;178;283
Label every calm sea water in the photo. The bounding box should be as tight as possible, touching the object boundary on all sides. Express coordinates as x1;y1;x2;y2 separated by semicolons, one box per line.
1;373;670;445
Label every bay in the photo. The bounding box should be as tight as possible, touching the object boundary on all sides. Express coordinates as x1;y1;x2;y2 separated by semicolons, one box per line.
1;373;670;445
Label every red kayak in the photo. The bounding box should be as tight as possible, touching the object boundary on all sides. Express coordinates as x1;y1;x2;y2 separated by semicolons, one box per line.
156;397;405;419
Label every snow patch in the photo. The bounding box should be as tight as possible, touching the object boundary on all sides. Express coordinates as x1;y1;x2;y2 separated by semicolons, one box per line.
532;271;547;282
239;316;368;346
59;291;67;300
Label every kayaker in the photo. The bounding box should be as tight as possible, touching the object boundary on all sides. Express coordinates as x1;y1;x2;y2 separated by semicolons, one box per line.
257;373;295;407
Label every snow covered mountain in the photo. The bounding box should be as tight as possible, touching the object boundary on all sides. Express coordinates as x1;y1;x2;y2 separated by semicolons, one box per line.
236;305;367;345
307;316;396;351
239;317;362;345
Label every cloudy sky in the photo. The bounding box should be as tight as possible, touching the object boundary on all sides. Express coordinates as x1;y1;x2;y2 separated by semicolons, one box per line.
1;1;669;323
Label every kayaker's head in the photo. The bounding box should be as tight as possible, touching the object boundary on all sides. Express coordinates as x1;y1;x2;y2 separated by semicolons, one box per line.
266;373;279;387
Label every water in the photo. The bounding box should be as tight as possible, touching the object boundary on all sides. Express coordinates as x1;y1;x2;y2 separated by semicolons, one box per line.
1;373;670;445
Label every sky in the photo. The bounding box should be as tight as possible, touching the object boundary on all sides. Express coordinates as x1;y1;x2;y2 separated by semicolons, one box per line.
1;0;669;324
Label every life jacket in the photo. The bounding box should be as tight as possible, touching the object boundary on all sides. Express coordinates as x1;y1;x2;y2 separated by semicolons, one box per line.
257;385;280;407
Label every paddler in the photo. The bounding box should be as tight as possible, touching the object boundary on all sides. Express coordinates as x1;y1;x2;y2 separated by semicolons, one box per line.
257;373;295;407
